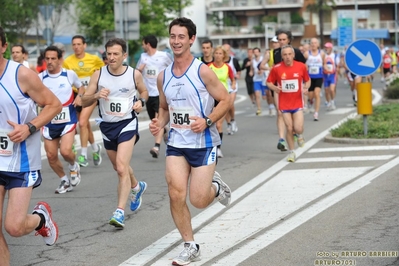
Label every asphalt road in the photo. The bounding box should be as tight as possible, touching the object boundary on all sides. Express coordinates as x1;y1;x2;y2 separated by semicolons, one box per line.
5;73;399;266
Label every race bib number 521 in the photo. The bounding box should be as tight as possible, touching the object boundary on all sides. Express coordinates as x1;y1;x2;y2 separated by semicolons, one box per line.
0;130;13;156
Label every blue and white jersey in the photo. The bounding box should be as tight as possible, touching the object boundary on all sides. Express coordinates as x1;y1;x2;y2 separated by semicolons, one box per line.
0;60;41;172
163;58;221;148
97;65;138;123
38;68;80;128
306;50;323;78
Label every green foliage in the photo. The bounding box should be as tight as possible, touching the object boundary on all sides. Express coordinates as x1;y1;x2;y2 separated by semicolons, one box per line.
253;25;264;33
291;12;304;24
330;104;399;139
262;15;278;23
75;0;192;64
306;0;336;13
384;73;399;99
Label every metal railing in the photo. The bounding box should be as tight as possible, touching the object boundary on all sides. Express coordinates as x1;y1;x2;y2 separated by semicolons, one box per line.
208;0;303;9
208;24;305;37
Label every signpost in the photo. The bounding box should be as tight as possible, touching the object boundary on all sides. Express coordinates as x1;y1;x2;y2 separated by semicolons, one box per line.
337;10;353;47
345;39;382;135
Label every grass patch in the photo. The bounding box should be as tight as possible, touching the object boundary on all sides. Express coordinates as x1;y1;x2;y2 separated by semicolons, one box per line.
330;103;399;139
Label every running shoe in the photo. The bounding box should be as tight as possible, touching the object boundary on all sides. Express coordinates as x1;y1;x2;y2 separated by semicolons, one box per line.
109;209;125;229
296;134;305;148
277;139;288;152
287;152;296;163
150;147;159;158
217;148;224;158
55;180;73;194
78;155;89;167
212;171;231;207
93;144;102;166
130;181;147;211
227;123;232;135
32;201;59;246
231;120;238;133
314;112;319;121
70;163;81;187
172;243;201;265
256;109;262;116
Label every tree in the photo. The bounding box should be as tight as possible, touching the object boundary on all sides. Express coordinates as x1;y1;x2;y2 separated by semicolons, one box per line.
75;0;192;64
307;0;335;45
0;0;73;46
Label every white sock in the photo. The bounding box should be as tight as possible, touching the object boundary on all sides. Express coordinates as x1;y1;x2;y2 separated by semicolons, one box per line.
81;147;88;158
132;182;141;192
91;143;99;152
61;175;69;183
68;162;77;171
213;182;220;196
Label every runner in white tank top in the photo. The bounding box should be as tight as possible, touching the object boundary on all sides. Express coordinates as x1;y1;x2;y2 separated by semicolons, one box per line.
137;35;173;158
81;38;149;229
149;18;232;265
0;26;62;262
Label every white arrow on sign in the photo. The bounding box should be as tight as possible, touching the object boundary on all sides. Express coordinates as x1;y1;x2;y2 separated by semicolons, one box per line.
349;46;375;68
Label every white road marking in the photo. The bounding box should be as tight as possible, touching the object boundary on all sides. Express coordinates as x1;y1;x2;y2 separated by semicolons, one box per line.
309;145;399;153
296;155;394;163
325;107;354;115
213;157;399;265
150;167;372;265
119;110;363;265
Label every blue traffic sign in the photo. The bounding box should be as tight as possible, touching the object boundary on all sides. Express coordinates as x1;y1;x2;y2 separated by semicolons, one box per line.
345;39;382;76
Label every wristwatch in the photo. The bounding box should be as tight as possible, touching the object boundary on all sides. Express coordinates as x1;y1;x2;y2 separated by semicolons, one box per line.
26;122;37;135
139;98;146;107
205;117;213;127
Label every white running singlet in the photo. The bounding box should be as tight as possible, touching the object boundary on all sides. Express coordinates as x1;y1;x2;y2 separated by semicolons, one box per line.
137;51;173;97
97;66;138;123
0;61;41;172
162;59;220;149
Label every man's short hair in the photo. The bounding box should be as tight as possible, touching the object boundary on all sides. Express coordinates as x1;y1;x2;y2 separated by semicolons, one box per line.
11;44;27;54
0;26;6;46
72;35;86;44
143;35;158;49
105;38;127;54
202;39;213;47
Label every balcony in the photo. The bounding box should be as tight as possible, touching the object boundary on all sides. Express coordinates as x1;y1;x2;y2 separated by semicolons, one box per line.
207;0;303;11
335;0;396;5
208;23;305;39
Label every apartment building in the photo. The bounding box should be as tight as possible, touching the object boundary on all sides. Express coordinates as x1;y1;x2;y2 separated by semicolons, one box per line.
206;0;396;50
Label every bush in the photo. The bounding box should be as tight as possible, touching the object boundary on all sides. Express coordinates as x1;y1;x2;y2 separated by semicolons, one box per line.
330;103;399;139
384;73;399;99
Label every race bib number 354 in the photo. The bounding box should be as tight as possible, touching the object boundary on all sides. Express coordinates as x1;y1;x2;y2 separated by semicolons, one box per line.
169;106;194;130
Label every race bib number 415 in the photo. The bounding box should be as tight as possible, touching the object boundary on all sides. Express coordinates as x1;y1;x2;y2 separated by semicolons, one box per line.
281;79;299;93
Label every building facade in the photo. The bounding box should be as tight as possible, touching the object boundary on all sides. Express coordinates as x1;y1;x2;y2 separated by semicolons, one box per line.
206;0;397;50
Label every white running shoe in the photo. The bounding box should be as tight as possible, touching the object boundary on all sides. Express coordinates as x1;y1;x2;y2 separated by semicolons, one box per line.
70;163;81;187
231;120;238;133
32;202;59;246
172;243;201;265
213;171;231;206
217;148;224;158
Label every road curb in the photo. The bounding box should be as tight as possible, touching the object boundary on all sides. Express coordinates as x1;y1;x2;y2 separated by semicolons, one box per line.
324;134;399;145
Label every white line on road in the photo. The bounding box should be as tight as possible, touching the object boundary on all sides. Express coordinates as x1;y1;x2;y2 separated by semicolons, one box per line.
309;145;399;153
119;110;363;265
296;155;394;163
213;156;399;265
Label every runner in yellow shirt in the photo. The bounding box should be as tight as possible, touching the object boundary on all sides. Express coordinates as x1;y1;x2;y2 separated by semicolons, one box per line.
63;35;104;167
